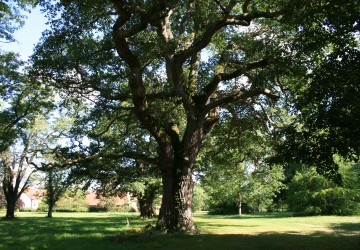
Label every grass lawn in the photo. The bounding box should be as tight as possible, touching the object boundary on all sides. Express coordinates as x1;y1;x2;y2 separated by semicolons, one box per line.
0;211;359;250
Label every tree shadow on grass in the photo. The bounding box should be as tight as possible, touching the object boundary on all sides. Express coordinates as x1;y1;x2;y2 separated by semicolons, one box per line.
0;213;153;250
1;213;359;250
110;231;360;250
330;222;360;234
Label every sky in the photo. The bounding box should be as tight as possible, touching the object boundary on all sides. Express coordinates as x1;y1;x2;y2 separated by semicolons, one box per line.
2;6;48;60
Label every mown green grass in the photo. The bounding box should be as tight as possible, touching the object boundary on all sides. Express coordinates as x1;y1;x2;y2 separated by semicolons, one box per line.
0;211;359;250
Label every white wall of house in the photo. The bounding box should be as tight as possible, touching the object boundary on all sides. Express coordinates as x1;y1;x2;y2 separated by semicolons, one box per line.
20;193;32;208
19;193;42;209
31;198;42;209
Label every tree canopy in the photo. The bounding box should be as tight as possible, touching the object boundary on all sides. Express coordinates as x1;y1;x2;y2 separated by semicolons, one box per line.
10;0;358;231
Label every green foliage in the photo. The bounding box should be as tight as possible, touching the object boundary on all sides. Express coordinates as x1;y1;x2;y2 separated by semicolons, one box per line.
274;49;360;182
42;167;70;217
0;0;37;42
192;184;208;212
287;167;360;216
204;161;284;214
53;190;88;212
272;0;360;181
0;0;50;152
246;165;285;212
207;199;239;215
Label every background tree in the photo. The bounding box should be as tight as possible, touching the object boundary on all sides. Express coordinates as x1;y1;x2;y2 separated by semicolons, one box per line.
1;117;47;218
272;1;360;181
286;165;360;216
203;160;284;215
97;195;119;212
199;106;284;215
191;184;208;212
124;177;162;218
1;4;58;221
71;156;161;218
53;189;88;212
43;167;69;218
1;112;71;218
246;165;284;212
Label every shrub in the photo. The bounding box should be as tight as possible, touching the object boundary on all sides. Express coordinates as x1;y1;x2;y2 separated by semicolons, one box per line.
53;190;88;212
208;200;238;215
287;168;360;216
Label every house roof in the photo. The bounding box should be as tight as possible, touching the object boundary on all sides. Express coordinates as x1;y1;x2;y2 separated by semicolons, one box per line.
85;191;100;206
85;191;127;206
24;188;46;200
22;188;130;207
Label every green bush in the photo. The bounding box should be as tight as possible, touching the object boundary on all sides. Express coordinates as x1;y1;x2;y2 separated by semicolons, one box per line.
208;200;238;215
53;190;88;212
19;208;37;212
89;204;135;213
208;200;255;215
287;168;360;216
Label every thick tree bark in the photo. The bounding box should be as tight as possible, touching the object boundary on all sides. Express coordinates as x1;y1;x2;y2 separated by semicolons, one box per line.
177;168;195;231
156;150;196;232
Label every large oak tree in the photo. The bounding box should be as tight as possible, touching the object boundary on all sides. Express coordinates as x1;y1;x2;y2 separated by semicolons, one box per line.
31;0;359;231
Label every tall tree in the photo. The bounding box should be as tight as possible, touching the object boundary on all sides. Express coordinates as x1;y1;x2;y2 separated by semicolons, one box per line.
31;0;359;231
44;167;69;218
1;117;50;218
1;113;71;218
200;133;284;215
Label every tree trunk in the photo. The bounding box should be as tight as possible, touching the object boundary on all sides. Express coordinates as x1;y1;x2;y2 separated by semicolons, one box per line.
47;180;54;218
139;198;154;218
156;156;196;232
238;193;242;215
138;184;157;218
47;201;54;218
5;197;16;219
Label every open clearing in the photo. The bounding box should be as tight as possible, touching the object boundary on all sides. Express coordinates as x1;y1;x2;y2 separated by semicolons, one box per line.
0;212;359;250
